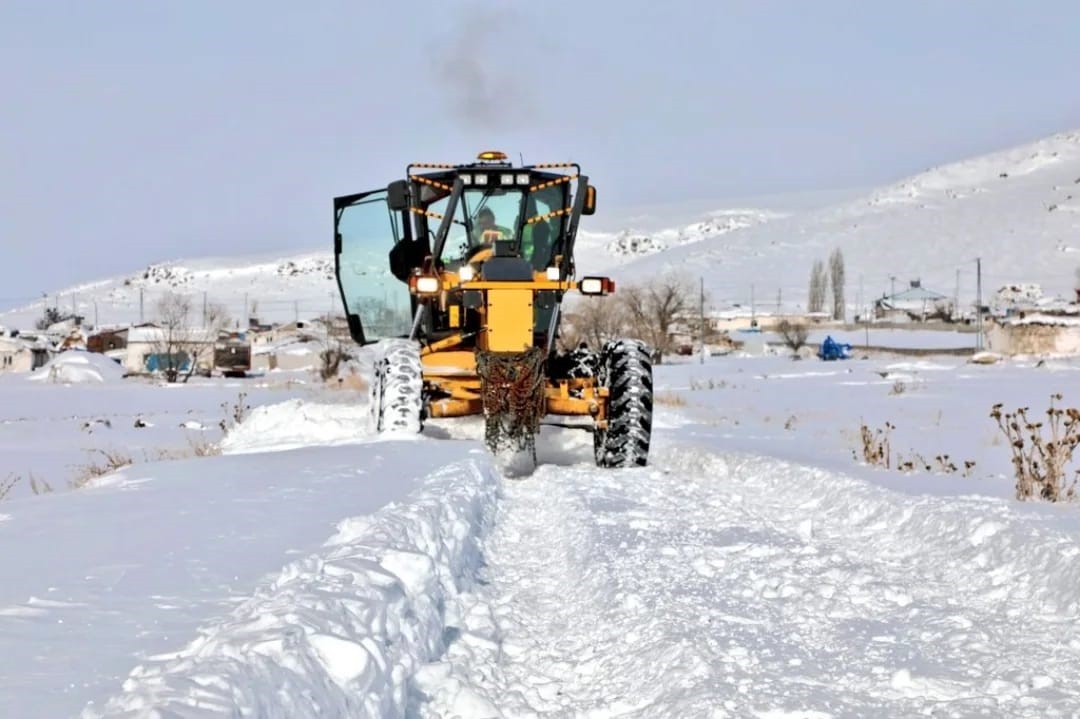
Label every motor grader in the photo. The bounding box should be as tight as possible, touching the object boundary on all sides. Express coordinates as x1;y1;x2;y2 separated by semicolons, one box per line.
332;151;652;467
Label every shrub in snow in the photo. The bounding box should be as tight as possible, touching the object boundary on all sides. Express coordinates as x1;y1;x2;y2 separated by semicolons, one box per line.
776;320;809;355
857;421;893;469
991;395;1080;502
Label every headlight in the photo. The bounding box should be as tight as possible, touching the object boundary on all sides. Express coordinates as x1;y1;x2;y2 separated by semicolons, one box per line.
516;174;530;185
579;276;613;295
459;265;476;282
415;276;440;293
460;174;472;185
500;174;515;185
579;278;603;294
473;174;488;186
546;266;560;281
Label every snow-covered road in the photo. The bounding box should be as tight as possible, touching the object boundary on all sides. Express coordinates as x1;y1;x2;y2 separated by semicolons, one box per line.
416;443;1080;718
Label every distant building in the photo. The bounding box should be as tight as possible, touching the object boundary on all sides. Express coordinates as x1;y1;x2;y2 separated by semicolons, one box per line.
0;336;51;373
986;308;1080;356
874;280;951;322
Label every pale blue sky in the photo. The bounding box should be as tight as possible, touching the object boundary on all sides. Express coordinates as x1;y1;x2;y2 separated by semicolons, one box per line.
2;1;1079;307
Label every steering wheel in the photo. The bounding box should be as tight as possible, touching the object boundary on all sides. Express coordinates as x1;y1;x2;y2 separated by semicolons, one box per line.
464;243;493;263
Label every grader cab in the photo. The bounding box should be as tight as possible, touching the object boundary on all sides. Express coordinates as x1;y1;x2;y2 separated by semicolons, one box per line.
333;151;652;467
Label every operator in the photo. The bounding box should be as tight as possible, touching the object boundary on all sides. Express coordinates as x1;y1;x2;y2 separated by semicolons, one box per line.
471;207;513;247
521;197;556;270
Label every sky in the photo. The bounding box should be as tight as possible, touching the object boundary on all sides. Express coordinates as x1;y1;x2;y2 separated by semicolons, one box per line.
2;0;1080;309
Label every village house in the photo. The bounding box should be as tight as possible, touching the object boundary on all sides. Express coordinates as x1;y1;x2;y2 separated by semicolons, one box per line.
0;335;51;373
874;280;952;322
121;326;218;374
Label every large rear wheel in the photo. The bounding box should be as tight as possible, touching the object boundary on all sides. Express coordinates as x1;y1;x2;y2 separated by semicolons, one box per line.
594;338;653;468
369;339;423;434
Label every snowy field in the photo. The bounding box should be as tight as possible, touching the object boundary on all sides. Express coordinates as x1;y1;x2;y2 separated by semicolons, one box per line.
4;348;1080;717
753;327;979;352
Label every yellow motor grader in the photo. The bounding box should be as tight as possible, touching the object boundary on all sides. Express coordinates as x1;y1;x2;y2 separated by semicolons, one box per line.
333;151;652;467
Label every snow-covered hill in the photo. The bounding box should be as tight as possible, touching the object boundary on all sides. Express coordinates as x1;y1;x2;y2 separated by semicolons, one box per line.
610;130;1080;311
5;130;1080;331
1;250;342;331
573;208;786;270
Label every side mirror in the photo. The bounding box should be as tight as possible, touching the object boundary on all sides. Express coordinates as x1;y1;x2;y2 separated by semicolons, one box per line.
582;184;597;215
387;180;410;211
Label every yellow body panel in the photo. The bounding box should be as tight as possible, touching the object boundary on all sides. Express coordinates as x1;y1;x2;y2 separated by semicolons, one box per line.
421;350;477;378
482;289;534;353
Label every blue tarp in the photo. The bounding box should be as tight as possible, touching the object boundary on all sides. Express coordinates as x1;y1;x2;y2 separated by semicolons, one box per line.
818;336;852;361
145;352;191;373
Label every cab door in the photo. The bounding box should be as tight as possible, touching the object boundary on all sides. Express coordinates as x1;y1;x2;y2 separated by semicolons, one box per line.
334;190;414;345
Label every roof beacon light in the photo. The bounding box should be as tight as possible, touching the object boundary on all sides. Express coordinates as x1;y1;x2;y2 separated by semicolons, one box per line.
477;150;508;162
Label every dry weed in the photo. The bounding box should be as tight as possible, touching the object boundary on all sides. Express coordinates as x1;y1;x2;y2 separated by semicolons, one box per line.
73;448;133;488
991;395;1080;502
857;421;894;468
654;393;687;407
0;474;21;501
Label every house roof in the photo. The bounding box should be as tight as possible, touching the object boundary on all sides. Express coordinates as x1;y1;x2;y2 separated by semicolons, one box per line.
877;281;948;310
127;327;218;344
0;337;34;352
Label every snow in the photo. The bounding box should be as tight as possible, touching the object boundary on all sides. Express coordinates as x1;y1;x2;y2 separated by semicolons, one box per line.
4;350;1080;716
27;350;127;384
219;397;376;454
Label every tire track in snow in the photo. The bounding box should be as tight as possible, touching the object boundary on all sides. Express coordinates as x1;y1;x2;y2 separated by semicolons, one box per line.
416;444;1080;718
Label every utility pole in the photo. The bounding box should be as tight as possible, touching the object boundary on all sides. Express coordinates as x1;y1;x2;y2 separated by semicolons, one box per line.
243;292;249;329
954;268;960;322
975;257;983;351
859;274;868;347
750;284;756;328
889;275;896;298
202;291;208;328
94;301;99;328
139;288;144;324
294;300;299;324
699;276;705;364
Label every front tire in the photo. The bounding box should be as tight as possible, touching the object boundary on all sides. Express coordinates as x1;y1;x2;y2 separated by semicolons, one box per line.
594;338;653;467
369;339;423;434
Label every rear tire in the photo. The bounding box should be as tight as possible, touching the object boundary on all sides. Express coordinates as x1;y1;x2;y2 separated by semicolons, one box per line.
369;339;423;434
594;338;653;468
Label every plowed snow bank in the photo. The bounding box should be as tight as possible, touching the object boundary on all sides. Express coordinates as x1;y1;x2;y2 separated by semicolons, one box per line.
85;458;497;718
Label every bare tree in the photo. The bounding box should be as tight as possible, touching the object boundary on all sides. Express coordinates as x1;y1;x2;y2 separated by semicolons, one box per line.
154;293;229;383
318;339;353;381
829;248;846;321
808;260;828;314
561;296;628;351
619;274;692;364
777;320;810;355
